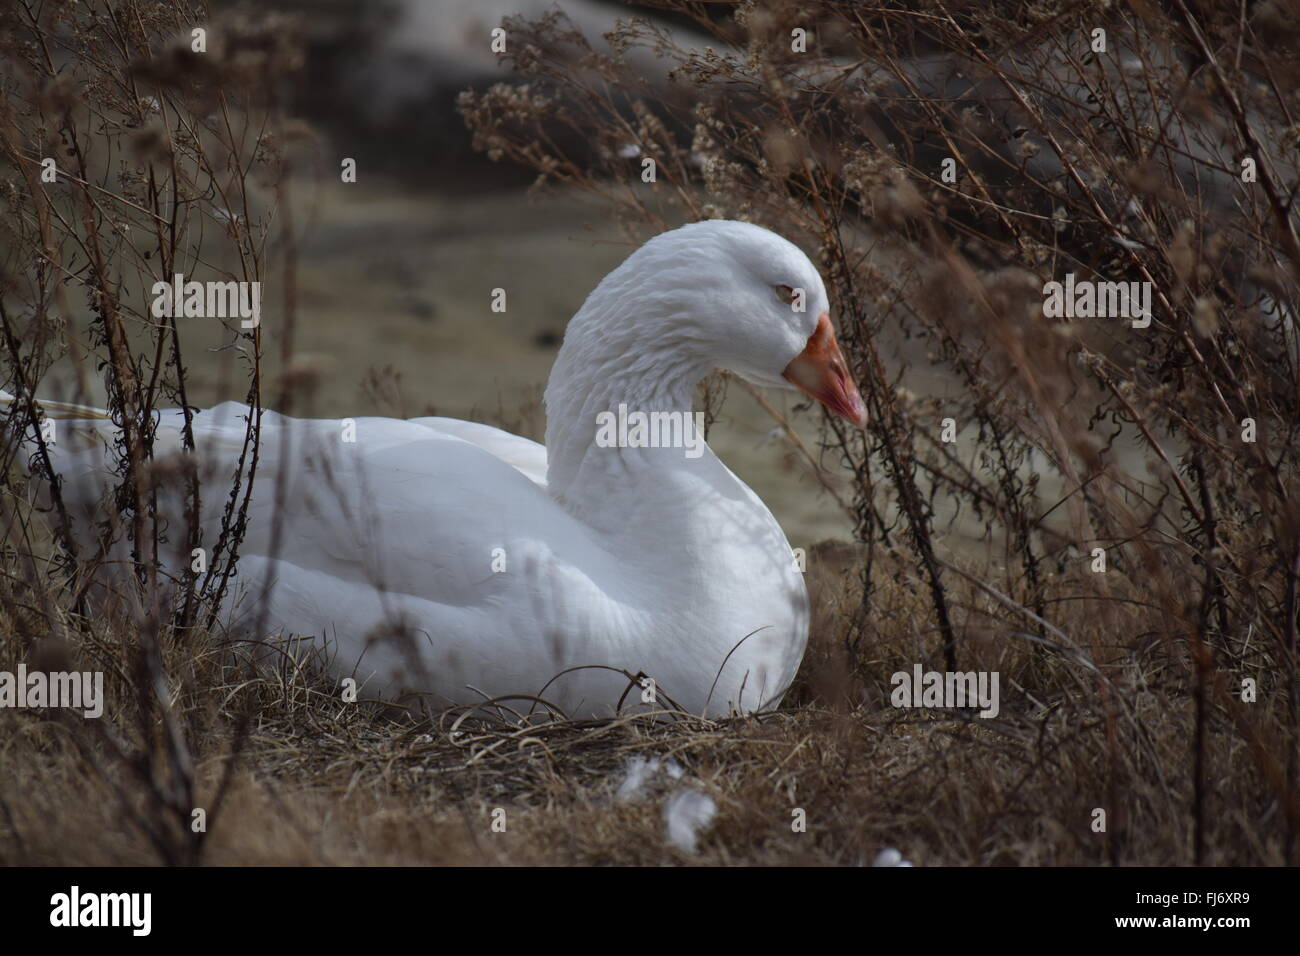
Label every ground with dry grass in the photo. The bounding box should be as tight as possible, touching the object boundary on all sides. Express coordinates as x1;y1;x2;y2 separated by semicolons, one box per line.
0;547;1282;866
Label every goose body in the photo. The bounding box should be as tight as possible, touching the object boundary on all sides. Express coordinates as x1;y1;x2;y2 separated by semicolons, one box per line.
17;220;866;717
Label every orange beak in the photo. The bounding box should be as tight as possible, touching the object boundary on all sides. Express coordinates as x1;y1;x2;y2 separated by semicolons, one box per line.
782;312;866;428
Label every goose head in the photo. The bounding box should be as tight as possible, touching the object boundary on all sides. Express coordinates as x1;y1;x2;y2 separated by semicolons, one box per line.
583;219;867;428
704;221;866;428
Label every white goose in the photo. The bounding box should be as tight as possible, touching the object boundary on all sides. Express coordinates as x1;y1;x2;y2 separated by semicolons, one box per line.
18;220;866;717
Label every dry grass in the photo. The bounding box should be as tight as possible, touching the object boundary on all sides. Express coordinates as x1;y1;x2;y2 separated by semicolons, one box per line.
0;545;1285;865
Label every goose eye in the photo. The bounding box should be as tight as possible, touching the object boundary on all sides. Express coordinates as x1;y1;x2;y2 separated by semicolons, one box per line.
775;284;797;304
